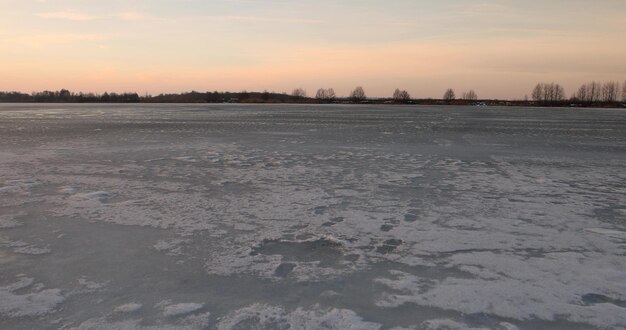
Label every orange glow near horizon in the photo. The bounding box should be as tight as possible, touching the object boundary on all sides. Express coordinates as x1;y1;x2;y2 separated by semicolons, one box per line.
1;1;625;99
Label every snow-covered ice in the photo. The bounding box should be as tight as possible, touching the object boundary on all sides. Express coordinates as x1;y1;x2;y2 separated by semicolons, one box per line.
160;302;205;317
114;303;143;313
0;276;65;318
0;103;625;329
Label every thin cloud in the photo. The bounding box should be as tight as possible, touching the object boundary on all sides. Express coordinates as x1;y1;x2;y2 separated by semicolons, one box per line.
36;10;97;21
36;11;150;21
210;15;322;24
10;33;112;47
114;12;149;21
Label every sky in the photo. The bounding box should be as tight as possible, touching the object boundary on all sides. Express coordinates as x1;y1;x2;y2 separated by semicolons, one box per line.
1;0;625;99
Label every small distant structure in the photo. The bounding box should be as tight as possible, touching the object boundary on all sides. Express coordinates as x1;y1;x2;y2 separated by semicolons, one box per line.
226;98;239;103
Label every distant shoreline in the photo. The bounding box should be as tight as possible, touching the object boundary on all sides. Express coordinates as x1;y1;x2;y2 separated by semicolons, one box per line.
1;90;624;108
1;100;624;109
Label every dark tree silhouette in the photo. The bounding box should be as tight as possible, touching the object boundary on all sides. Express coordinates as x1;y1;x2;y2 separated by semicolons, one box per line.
601;81;620;102
532;84;543;102
350;86;366;102
443;88;455;101
531;83;564;103
462;90;478;100
393;89;411;102
291;88;307;98
577;85;587;103
315;88;336;102
315;88;327;100
326;88;336;101
588;81;601;103
576;81;611;103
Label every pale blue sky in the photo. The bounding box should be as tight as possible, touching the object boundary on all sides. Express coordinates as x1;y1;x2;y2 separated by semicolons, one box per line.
1;0;625;98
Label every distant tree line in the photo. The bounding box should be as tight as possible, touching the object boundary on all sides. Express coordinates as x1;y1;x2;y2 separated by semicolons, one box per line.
315;88;337;102
393;89;411;103
2;82;625;106
531;83;566;103
0;89;303;104
0;89;140;103
350;86;367;102
147;90;304;103
530;81;626;105
462;90;478;101
573;81;622;103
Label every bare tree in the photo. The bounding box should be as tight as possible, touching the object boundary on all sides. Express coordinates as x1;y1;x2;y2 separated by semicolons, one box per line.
602;81;620;102
291;88;307;98
462;90;478;101
393;88;411;102
532;83;564;103
554;84;565;101
543;83;553;102
532;84;543;102
577;85;588;103
393;88;401;100
443;88;455;101
350;86;366;102
326;88;336;101
623;81;626;102
315;88;336;102
588;81;601;103
315;88;327;100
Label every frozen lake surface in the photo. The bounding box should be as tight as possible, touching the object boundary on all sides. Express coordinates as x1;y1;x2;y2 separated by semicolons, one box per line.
1;104;625;330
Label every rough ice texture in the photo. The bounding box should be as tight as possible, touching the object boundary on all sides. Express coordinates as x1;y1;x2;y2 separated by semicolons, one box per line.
161;302;205;317
422;319;490;330
0;237;51;255
77;277;107;292
71;191;113;202
75;313;211;330
216;304;381;330
114;303;143;313
1;104;625;329
0;214;23;229
0;276;64;317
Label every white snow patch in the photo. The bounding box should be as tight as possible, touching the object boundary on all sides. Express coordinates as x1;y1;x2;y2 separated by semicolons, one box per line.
12;245;51;255
216;304;381;330
422;319;490;330
114;303;143;313
0;214;23;229
77;277;107;291
375;262;626;329
154;239;189;256
0;276;65;317
59;186;78;194
0;237;50;255
499;322;520;330
75;312;211;330
174;156;198;162
160;302;205;317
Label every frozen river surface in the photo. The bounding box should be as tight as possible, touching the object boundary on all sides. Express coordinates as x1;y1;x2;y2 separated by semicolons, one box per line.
0;104;625;330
